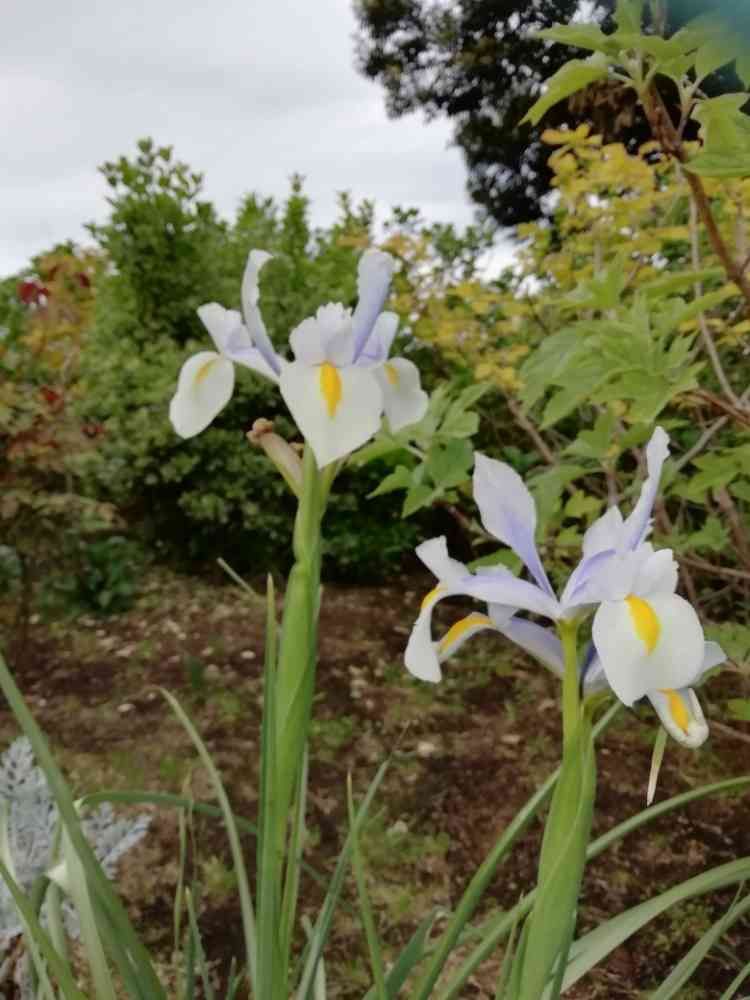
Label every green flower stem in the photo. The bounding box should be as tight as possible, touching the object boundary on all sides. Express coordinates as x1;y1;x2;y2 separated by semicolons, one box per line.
274;446;324;837
559;619;581;749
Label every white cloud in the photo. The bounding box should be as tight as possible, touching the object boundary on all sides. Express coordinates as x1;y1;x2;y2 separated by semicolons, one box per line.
0;0;517;277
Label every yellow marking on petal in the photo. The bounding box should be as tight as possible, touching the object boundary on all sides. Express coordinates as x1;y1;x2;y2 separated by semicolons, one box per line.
195;359;216;384
421;585;443;611
660;688;690;734
626;594;660;653
319;362;342;418
384;362;399;386
438;613;492;653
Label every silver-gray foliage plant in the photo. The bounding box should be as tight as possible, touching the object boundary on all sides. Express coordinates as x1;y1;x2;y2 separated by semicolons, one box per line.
0;735;150;948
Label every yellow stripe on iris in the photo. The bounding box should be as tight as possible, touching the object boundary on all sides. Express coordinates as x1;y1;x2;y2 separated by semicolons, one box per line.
319;362;342;417
626;595;660;653
438;613;492;653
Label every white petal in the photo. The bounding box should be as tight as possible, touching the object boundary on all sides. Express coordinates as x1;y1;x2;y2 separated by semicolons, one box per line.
621;426;670;550
289;316;328;364
698;641;727;678
415;536;469;585
240;250;281;376
197;303;245;354
647;688;708;749
473;453;555;596
405;585;454;682
592;593;705;705
279;361;383;468
169;352;235;438
632;547;678;596
375;358;428;431
351;250;395;359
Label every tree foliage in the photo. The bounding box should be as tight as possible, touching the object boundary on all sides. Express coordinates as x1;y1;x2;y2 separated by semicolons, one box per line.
353;0;747;224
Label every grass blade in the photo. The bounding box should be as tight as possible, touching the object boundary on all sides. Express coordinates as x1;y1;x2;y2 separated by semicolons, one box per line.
185;888;216;1000
347;773;387;999
650;891;750;1000
557;857;750;993
161;689;257;996
295;760;390;1000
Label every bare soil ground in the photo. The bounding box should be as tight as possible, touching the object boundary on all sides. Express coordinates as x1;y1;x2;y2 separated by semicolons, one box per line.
2;567;750;998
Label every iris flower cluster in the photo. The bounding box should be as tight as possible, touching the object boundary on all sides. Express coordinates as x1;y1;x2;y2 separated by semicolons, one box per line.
169;249;428;468
406;428;725;748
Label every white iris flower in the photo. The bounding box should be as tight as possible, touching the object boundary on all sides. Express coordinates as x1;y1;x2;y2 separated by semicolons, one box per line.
405;427;725;748
169;249;427;468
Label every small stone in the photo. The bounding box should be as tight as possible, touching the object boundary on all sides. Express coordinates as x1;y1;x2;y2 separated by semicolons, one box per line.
387;820;409;837
205;664;222;681
29;614;40;626
201;646;214;657
501;733;521;745
118;702;135;714
240;650;256;661
416;740;437;758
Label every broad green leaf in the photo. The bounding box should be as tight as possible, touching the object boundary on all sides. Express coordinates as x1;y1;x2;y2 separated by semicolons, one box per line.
425;439;473;489
565;410;617;461
685;150;750;177
403;483;437;517
535;25;614;54
737;49;750;88
695;34;740;81
367;465;413;499
522;56;609;126
564;490;602;519
615;0;644;34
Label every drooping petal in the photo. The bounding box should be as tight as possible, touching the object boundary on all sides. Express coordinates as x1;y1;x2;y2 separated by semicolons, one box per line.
351;250;395;360
591;592;704;706
279;360;383;468
375;358;428;431
473;453;556;597
240;250;282;376
436;611;496;661
467;565;560;620
197;303;245;354
415;536;469;585
647;688;708;749
169;351;235;438
405;584;457;683
620;426;670;551
492;612;565;679
359;311;399;364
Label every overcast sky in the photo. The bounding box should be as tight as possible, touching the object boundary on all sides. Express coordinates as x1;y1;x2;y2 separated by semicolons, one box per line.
1;0;513;278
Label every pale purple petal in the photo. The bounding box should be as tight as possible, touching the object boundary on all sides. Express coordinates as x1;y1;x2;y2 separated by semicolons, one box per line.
351;250;395;360
560;547;617;612
467;565;560;619
490;612;565;677
473;453;555;597
620;427;670;551
582;506;624;557
241;250;282;376
358;311;399;365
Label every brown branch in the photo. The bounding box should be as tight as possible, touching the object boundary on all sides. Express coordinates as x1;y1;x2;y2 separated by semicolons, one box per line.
504;396;556;466
681;555;750;583
642;86;750;311
713;486;750;571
